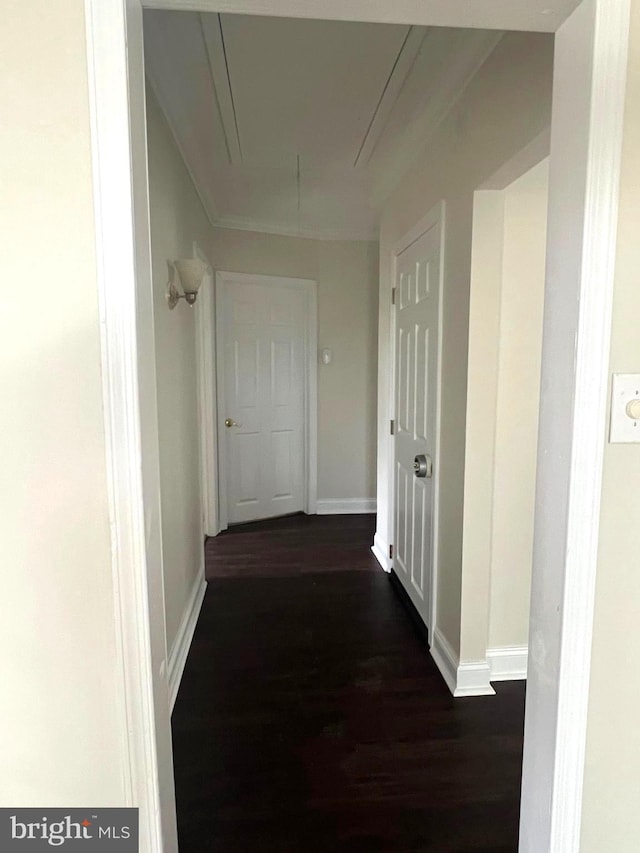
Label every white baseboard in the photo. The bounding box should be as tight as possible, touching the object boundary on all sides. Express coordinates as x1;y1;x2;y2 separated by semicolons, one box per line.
316;498;376;515
456;660;495;696
430;627;458;695
168;571;207;712
430;627;495;697
371;532;391;572
487;645;528;681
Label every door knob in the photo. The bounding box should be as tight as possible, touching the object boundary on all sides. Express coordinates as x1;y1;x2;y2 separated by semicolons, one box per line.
225;418;241;428
414;454;432;478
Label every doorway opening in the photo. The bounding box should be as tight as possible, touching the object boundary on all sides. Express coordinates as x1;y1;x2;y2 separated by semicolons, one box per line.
458;151;550;694
144;10;545;845
85;0;630;850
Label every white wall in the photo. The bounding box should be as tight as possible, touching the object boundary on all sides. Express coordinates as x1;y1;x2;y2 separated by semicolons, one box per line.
581;1;640;846
210;228;379;504
0;0;125;805
146;86;212;653
377;31;554;656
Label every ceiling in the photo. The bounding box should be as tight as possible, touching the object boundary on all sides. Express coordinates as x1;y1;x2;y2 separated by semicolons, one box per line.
144;12;502;240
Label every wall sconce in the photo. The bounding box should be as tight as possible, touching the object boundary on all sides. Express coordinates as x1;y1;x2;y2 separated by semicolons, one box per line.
167;259;209;309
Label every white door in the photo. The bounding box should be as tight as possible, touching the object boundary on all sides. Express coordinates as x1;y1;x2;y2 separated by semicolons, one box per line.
218;276;307;524
393;213;442;631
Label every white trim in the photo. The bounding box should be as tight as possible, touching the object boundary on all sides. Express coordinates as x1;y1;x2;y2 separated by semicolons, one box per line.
394;201;446;257
456;661;496;697
520;2;631;851
386;201;445;636
432;207;446;639
145;68;219;230
306;290;319;516
544;2;630;851
317;498;376;515
430;628;495;697
84;0;168;849
146;80;378;242
480;128;551;190
429;627;458;695
141;0;572;33
211;213;376;243
371;532;392;572
488;646;529;682
215;271;318;528
372;30;504;204
168;574;207;712
194;243;220;536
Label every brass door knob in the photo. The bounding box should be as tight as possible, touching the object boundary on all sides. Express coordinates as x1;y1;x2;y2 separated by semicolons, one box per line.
225;418;241;428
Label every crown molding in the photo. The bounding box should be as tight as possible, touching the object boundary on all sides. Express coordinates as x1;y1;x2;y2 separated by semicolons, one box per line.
147;73;378;243
145;69;220;229
371;30;504;205
145;21;501;244
211;213;378;243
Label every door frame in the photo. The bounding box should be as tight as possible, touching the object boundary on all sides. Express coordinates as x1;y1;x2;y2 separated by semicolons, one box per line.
85;0;630;851
194;242;220;536
214;270;318;530
388;202;445;636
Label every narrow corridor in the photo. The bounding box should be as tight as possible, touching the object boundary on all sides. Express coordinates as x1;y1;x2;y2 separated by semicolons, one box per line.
172;515;524;852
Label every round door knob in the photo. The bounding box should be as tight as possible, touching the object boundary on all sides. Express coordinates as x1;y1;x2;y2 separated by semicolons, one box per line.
225;418;241;428
414;454;432;479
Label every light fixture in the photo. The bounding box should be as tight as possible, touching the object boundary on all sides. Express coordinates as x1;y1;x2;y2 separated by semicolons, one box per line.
167;259;209;309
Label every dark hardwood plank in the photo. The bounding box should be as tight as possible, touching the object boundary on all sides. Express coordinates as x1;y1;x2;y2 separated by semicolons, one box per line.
205;513;380;579
173;515;524;852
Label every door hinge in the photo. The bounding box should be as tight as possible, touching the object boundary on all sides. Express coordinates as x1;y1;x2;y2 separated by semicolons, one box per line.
390;419;395;435
391;287;396;305
389;544;394;560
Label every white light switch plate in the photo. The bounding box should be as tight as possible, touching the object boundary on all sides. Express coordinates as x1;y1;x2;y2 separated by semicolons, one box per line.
609;374;640;443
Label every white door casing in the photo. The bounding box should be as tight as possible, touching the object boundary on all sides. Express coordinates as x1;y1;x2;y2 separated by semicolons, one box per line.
392;203;444;633
194;243;219;537
215;272;318;527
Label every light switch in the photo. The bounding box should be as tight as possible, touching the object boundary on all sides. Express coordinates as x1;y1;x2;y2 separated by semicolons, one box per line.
609;374;640;443
320;348;332;365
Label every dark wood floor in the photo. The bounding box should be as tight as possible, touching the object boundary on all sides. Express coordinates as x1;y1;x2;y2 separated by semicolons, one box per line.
172;514;525;852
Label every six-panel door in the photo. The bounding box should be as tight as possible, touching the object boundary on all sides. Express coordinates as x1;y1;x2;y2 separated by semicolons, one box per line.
393;221;441;631
221;280;306;524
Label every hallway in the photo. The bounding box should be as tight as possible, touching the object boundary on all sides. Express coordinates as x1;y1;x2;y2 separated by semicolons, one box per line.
172;515;525;852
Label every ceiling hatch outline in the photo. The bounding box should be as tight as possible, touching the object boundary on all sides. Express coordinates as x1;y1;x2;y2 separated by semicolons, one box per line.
144;11;504;241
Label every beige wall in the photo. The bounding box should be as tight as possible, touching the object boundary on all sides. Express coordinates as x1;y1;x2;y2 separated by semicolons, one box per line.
147;86;378;646
0;0;125;804
147;86;212;653
489;159;548;650
581;2;640;848
211;228;379;502
453;158;549;663
460;191;504;659
377;32;554;655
